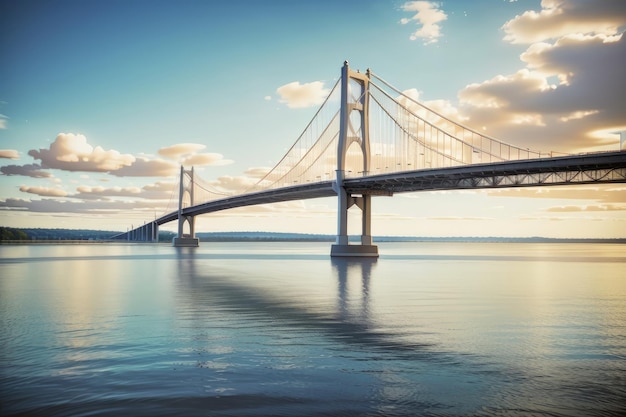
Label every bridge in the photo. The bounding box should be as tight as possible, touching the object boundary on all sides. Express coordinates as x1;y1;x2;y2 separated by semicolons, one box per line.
114;62;626;257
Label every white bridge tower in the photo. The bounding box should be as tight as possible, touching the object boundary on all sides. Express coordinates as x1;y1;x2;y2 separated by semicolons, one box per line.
331;61;379;257
173;166;200;247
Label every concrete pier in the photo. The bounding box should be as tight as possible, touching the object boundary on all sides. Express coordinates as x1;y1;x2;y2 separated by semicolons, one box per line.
172;236;199;247
331;244;379;257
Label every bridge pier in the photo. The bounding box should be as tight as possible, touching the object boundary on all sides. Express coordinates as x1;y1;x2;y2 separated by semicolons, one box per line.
331;183;378;257
172;236;199;247
172;215;199;247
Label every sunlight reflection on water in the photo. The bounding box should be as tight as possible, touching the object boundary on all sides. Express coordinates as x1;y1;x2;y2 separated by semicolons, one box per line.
1;242;625;416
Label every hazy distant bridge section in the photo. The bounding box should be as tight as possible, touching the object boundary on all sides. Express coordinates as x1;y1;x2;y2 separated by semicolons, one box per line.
114;62;626;256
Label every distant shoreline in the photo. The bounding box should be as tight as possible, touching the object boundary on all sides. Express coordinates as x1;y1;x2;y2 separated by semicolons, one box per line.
2;227;625;244
2;236;625;245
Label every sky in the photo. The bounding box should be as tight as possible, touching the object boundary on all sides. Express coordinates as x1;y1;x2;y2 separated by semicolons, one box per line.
1;0;625;238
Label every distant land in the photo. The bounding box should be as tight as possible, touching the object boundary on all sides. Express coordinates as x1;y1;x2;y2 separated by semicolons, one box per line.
1;227;625;244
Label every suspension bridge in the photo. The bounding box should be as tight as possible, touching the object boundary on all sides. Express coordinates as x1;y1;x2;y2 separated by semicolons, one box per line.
114;62;626;257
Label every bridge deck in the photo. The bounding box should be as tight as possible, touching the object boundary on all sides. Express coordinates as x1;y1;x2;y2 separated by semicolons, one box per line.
153;151;626;225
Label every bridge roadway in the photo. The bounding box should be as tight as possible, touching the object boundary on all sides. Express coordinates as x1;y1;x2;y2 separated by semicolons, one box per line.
155;151;626;225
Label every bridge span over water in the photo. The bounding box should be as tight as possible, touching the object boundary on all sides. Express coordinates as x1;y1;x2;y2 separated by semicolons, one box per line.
115;62;626;257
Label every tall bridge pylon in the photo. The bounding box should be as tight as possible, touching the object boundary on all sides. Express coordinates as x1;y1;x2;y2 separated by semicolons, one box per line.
173;166;200;247
331;61;380;257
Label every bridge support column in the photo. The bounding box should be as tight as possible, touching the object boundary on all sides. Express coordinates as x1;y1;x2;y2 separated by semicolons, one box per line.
173;165;200;247
331;61;378;258
331;187;378;257
172;219;199;246
152;221;159;242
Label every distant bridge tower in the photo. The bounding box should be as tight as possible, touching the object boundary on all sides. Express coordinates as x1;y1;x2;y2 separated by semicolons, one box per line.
331;61;379;257
173;166;200;247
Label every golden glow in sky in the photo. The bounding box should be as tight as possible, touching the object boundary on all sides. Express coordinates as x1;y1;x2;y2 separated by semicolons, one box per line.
1;0;625;238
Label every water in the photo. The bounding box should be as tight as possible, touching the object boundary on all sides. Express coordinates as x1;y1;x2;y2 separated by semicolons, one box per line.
1;242;625;416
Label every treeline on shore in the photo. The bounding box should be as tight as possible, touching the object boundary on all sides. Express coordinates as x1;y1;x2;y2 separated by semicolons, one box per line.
1;227;119;241
0;227;175;242
1;227;624;244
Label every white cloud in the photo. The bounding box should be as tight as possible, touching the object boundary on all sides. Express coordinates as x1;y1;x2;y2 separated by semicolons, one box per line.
28;133;135;172
400;1;447;45
158;142;233;167
276;81;329;109
182;153;233;167
0;114;7;129
19;185;68;197
0;149;19;159
244;166;272;179
158;143;206;159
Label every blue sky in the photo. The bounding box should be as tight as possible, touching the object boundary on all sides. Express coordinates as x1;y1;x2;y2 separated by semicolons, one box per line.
1;0;625;238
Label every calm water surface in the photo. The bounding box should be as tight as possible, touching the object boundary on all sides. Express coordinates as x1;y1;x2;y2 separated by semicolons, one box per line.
1;242;625;416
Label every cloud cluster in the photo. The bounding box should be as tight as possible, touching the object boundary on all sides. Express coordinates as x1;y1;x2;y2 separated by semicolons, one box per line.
1;132;235;219
0;197;170;215
457;0;626;152
400;1;447;45
276;81;329;109
4;134;232;179
502;0;626;44
29;133;135;172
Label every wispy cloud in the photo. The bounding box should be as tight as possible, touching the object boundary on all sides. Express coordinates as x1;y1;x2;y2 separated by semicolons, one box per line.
427;216;493;221
158;143;206;159
546;204;626;212
110;157;178;177
400;1;447;45
276;81;329;109
487;186;626;203
19;185;68;197
158;143;233;167
1;163;52;178
0;149;19;159
0;197;170;214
